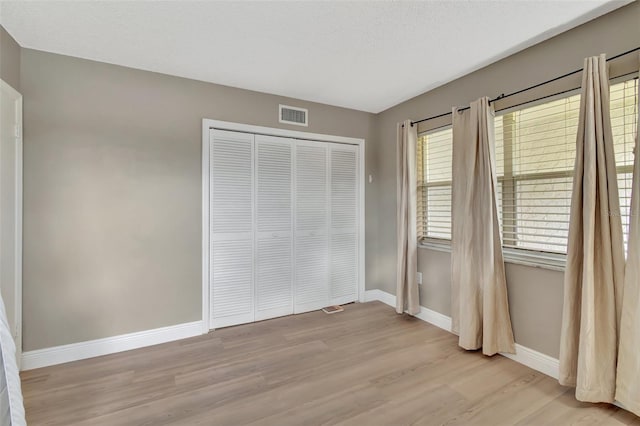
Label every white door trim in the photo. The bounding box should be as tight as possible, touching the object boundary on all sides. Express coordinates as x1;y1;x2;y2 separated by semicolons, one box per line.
202;119;366;331
0;79;23;364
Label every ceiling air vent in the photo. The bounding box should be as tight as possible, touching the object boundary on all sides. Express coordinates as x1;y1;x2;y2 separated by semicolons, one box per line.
279;104;308;127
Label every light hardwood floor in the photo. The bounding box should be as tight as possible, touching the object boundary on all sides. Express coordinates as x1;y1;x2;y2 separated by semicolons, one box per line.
21;301;640;425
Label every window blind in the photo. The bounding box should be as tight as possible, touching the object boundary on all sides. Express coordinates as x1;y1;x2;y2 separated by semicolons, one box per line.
417;78;638;256
611;78;638;254
494;94;580;253
417;128;453;240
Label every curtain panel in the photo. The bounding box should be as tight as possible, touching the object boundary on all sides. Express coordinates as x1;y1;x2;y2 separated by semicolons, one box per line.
559;54;625;403
615;58;640;416
396;120;420;315
451;97;515;356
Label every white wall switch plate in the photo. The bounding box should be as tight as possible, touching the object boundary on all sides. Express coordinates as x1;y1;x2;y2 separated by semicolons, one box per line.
417;272;423;285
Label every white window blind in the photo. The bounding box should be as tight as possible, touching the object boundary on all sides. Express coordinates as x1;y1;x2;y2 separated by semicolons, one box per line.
418;78;638;256
494;93;580;253
611;78;638;254
417;128;452;240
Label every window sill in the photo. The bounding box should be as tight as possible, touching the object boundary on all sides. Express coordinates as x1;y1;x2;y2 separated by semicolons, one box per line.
418;239;452;253
418;240;566;272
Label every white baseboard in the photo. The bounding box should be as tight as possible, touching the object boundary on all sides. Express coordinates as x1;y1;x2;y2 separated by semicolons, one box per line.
364;289;559;380
364;289;396;306
414;305;453;333
501;344;559;379
21;320;204;371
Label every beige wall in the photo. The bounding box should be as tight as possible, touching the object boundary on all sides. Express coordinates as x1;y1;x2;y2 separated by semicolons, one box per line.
20;49;377;351
0;25;20;90
374;1;640;358
418;249;564;357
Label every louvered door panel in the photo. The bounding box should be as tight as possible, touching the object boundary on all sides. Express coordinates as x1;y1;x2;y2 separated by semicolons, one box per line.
294;235;328;308
211;240;253;324
255;136;293;320
329;144;359;305
256;238;292;319
210;130;254;328
294;141;329;313
211;132;253;235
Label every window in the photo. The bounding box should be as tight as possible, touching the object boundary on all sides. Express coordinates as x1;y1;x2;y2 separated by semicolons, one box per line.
494;94;580;253
417;127;452;240
611;79;637;254
418;78;638;256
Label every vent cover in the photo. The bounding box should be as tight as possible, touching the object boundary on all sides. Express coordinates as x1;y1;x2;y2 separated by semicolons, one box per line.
279;105;308;127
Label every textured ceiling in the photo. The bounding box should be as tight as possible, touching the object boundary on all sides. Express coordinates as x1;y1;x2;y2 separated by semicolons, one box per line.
0;1;631;113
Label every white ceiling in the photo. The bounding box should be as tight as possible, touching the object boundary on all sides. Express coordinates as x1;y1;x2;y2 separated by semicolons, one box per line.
0;1;631;113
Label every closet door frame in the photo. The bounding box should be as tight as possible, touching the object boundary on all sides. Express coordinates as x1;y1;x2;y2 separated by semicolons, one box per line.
202;119;365;332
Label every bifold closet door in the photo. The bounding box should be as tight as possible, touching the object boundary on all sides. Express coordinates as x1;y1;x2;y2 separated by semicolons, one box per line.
254;135;293;321
329;144;359;305
209;130;359;327
294;141;330;313
210;130;255;328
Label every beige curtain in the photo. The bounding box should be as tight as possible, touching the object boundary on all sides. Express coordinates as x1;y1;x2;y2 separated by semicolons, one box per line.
451;98;515;356
615;67;640;416
396;120;420;315
558;54;625;403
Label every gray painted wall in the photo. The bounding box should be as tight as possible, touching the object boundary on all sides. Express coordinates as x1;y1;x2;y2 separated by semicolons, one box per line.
374;1;640;358
418;249;564;357
20;49;377;351
0;26;20;90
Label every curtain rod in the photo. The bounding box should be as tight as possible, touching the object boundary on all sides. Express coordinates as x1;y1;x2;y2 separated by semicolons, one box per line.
421;72;639;135
406;46;640;128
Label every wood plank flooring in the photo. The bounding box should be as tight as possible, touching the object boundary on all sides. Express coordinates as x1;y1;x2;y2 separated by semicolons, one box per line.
21;302;640;425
